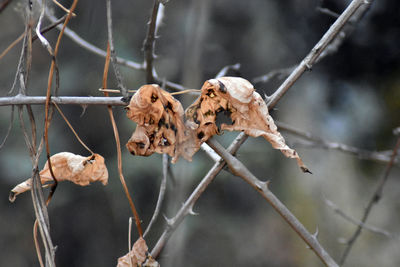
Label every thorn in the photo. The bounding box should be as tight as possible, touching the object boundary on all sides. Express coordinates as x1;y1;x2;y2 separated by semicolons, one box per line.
305;63;312;71
163;214;174;226
255;180;269;191
9;191;16;203
312;226;319;239
188;205;199;216
80;105;88;117
264;94;271;103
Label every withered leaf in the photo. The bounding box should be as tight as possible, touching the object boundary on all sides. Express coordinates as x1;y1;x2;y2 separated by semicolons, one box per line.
117;237;159;267
185;76;310;172
126;84;197;163
9;152;108;202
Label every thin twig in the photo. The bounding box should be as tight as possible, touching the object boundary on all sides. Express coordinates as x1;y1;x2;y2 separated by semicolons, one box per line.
106;0;127;97
0;0;12;13
151;132;248;258
41;6;144;70
53;102;94;154
215;63;241;78
144;154;169;237
0;15;67;62
339;136;400;265
324;198;395;239
102;43;143;237
0;105;14;150
143;0;161;83
33;221;45;267
0;95;127;106
0;32;25;61
206;138;339;267
276;121;399;166
267;0;368;108
41;2;188;92
252;66;296;84
43;0;78;203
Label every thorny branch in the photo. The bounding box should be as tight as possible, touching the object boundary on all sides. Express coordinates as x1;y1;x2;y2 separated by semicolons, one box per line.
255;0;372;91
267;0;369;108
144;153;169;238
151;1;370;265
207;138;339;267
41;0;186;92
1;0;379;266
276;121;400;166
12;3;56;267
143;0;163;84
106;0;128;98
151;132;248;258
339;136;400;266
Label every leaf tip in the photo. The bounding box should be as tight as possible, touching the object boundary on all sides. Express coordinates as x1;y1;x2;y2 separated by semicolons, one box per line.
301;166;312;174
9;191;16;203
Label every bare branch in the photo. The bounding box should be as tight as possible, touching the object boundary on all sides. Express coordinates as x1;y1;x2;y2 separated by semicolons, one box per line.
143;0;162;83
339;136;400;265
215;63;241;78
267;0;369;108
106;0;128;97
41;5;144;70
324;198;395;239
144;154;169;237
0;105;14;150
276;121;399;166
206;138;339;267
0;0;13;13
253;66;295;84
151;132;248;258
0;95;126;106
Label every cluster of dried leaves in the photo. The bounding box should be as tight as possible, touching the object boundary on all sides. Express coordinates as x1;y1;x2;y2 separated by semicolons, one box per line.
126;76;309;172
8;76;308;267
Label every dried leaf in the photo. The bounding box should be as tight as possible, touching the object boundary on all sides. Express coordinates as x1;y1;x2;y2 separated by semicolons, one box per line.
185;77;310;172
126;84;197;163
9;152;108;202
117;237;159;267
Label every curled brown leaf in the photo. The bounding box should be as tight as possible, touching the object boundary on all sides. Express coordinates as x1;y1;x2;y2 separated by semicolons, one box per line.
126;84;197;163
185;76;310;172
9;152;108;202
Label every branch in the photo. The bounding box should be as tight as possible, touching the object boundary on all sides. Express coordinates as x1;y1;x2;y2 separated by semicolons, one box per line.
266;0;369;107
0;95;126;106
339;136;400;265
206;138;339;267
276;121;399;166
40;4;143;70
151;132;248;258
144;153;169;237
143;0;162;83
324;198;395;239
106;0;128;97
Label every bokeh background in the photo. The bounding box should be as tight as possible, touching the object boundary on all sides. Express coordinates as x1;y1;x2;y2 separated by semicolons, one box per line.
0;0;399;266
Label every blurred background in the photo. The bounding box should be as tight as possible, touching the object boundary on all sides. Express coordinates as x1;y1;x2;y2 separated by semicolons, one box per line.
0;0;399;266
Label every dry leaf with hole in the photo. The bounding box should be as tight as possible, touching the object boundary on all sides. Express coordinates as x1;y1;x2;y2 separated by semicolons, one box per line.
9;152;108;202
117;237;159;267
126;84;197;163
185;76;310;172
